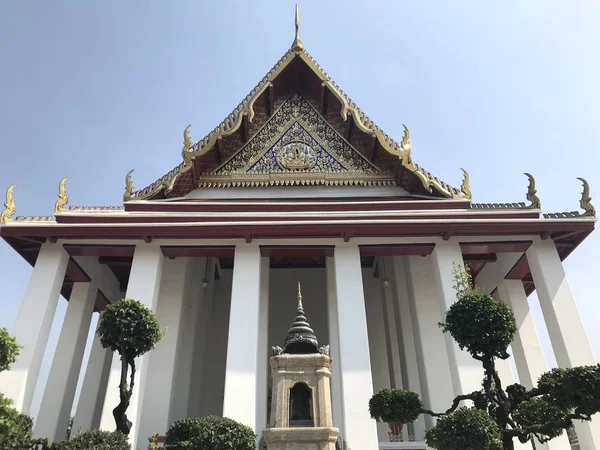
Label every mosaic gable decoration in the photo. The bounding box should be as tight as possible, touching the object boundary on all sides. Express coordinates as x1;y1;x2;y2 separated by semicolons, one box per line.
199;93;394;188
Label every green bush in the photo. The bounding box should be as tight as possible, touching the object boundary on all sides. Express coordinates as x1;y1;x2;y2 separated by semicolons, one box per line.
368;388;422;425
0;327;21;373
54;429;130;450
538;365;600;416
513;397;568;441
0;393;33;450
426;407;502;450
165;416;256;450
441;290;516;359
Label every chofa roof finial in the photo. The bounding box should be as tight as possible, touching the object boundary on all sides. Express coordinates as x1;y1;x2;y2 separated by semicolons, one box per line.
291;4;304;52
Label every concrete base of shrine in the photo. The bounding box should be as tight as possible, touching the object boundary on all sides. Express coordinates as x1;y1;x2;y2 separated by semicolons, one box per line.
264;426;339;450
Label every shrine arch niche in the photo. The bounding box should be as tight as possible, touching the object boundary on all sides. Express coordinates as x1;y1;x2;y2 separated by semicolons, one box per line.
289;381;314;427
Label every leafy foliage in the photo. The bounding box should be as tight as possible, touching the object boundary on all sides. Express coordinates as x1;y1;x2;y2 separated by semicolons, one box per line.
425;407;502;450
0;393;33;450
97;298;162;436
0;327;21;373
97;298;162;359
53;429;131;450
441;290;516;360
165;416;256;450
369;389;422;425
369;264;600;450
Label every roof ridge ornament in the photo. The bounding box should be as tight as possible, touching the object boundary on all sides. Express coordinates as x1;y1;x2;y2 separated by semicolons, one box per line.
524;173;541;209
460;168;472;200
54;177;69;214
0;183;17;224
183;124;193;154
291;4;304;52
123;169;135;202
577;177;596;217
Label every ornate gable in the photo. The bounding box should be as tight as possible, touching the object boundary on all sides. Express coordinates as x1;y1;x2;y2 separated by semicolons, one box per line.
198;93;394;188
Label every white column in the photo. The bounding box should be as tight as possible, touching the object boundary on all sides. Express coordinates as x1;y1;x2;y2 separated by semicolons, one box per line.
389;256;426;441
405;255;454;429
255;257;270;449
138;258;192;442
326;256;344;436
72;316;112;432
171;258;206;422
431;241;483;396
188;258;216;418
363;267;392;442
526;238;600;448
99;243;164;448
222;244;264;430
0;243;69;413
378;259;403;391
333;243;378;450
497;279;570;450
34;281;97;442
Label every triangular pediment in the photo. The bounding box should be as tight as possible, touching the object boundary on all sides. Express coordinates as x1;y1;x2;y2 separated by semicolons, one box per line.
198;93;395;187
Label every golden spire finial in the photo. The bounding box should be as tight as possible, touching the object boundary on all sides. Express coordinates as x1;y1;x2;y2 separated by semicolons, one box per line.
524;173;541;209
291;4;304;52
124;169;135;202
54;177;69;214
460;168;472;200
0;184;17;224
577;177;596;217
297;281;303;310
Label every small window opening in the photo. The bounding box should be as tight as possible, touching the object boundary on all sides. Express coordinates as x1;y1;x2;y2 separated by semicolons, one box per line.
289;382;314;427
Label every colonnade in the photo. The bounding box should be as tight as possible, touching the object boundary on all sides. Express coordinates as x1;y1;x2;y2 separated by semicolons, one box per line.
0;237;598;450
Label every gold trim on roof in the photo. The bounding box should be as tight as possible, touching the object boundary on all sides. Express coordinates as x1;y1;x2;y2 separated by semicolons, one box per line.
133;45;465;200
460;168;472;200
54;177;69;213
198;171;396;188
68;206;125;212
577;177;596;217
0;184;17;224
124;169;135;202
524;173;541;209
14;216;54;222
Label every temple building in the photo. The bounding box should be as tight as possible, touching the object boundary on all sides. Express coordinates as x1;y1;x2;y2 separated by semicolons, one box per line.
0;7;598;450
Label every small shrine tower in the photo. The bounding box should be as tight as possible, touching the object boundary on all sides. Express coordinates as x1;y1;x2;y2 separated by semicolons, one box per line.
264;283;339;450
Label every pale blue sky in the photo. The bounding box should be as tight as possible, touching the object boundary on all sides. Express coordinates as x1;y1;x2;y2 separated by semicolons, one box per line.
0;1;599;420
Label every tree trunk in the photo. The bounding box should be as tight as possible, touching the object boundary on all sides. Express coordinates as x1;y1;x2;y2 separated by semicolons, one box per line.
113;355;134;435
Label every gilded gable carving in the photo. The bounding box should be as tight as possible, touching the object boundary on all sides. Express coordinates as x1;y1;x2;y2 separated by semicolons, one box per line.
216;93;380;175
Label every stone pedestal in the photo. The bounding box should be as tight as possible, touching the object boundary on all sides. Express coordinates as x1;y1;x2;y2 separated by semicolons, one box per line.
264;354;339;450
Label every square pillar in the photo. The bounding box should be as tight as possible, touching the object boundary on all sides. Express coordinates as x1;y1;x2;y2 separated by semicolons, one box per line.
72;316;112;432
497;279;570;450
35;281;97;442
332;243;379;450
431;241;483;396
188;258;216;418
325;257;344;436
526;238;600;447
99;243;163;449
0;242;69;413
405;255;454;429
256;256;270;448
363;266;392;442
170;258;207;422
223;244;267;431
389;256;426;441
137;258;194;442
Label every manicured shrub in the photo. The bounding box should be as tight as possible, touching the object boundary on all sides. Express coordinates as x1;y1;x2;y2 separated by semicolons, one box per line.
425;407;502;450
165;416;256;450
97;298;163;435
368;388;422;425
54;429;130;450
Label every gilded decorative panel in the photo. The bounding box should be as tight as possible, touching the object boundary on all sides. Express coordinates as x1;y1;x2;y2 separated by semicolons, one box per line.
216;92;381;176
